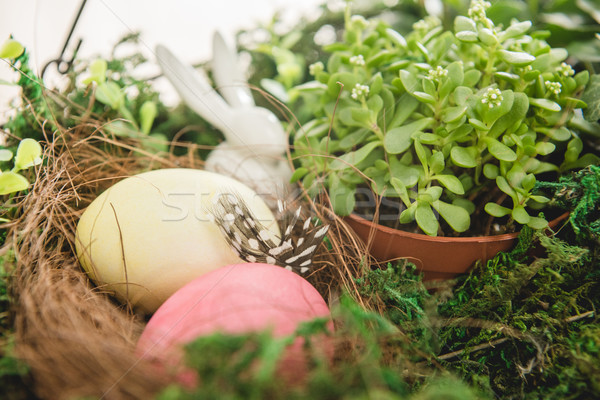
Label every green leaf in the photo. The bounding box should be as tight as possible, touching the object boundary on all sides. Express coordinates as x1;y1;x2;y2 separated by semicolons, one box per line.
330;142;380;170
443;106;467;123
0;149;13;162
535;142;555;156
83;59;107;84
450;146;477;168
370;73;383;95
446;61;464;87
0;39;24;59
95;81;124;109
384;118;433;154
463;70;481;87
469;118;488;131
483;90;514;126
543;126;572;141
414;139;429;170
433;200;470;233
399;204;416;224
329;174;355;216
389;94;419;128
139;101;157;135
434;175;465;195
527;216;548;230
499;50;535;66
412;91;436;104
529;98;561;112
484;202;511;217
521;174;536;191
290;167;308;183
501;21;532;40
512;205;530;224
483;163;499;179
390;177;410;206
14;138;42;171
429;152;445;174
484;137;517;162
530;195;550;203
581;75;600;122
0;171;30;195
456;31;478;42
327;72;358;96
453;87;472;106
399;70;419;94
454;16;476;32
453;198;475;214
415;201;438;236
478;28;498;46
350;108;373;126
496;176;516;197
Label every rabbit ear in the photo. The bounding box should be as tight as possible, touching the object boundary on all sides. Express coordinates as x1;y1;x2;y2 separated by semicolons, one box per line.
211;31;255;108
155;44;232;132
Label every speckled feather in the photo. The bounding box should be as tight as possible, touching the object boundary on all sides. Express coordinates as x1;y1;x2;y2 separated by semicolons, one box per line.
208;194;329;274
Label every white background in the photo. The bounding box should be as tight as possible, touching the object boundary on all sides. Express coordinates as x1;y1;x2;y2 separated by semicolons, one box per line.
0;0;327;118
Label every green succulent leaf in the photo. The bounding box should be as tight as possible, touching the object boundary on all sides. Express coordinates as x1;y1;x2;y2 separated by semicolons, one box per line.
496;176;516;197
453;198;476;214
0;171;30;195
95;81;124;109
390;177;410;206
433;200;470;233
412;91;436;104
399;70;419;94
399;204;416;224
499;50;535;66
139;101;158;135
453;87;473;106
512;205;530;224
484;202;512;217
0;39;24;59
14;138;42;171
83;59;108;84
535;142;555;156
456;31;478;43
290;167;309;183
450;146;477;168
415;201;439;236
527;216;549;230
454;16;476;32
484;137;517;162
429;152;445;174
483;163;499;179
384;118;433;154
443;106;468;123
501;21;532;40
521;173;536;191
529;98;561;112
330;142;380;170
329;174;355;216
434;174;465;195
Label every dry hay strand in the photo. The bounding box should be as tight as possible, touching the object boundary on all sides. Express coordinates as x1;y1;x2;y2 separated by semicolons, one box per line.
6;126;204;399
3;119;382;398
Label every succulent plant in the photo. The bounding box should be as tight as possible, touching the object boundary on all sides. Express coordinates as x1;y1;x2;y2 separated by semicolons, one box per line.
290;0;599;236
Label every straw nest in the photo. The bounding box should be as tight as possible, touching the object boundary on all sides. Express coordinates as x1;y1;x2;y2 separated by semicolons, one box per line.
4;118;374;399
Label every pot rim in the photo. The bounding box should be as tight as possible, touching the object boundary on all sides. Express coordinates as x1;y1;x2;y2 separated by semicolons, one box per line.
346;211;570;244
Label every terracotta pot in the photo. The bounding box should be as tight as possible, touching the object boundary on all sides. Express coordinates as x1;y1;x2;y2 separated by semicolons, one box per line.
345;212;570;281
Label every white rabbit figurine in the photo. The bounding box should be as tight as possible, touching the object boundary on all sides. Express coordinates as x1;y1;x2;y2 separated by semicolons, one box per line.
155;32;293;207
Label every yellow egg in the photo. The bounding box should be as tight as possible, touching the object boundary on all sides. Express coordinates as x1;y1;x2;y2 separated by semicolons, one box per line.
75;168;280;313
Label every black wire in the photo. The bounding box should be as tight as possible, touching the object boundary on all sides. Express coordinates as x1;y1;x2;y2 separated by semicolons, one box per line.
41;0;89;78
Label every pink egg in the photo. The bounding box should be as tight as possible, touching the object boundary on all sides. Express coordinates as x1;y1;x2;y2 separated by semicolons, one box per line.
137;263;332;384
